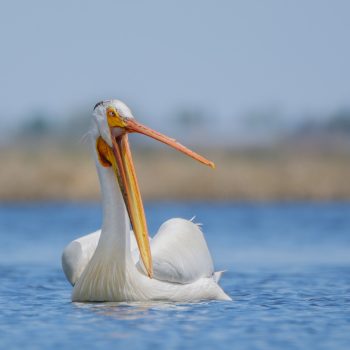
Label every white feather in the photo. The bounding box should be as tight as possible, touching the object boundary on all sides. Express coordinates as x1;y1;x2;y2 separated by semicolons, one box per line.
62;218;231;302
141;218;214;284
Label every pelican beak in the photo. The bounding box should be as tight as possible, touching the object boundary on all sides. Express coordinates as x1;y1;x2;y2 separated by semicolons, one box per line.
124;119;215;169
97;107;215;278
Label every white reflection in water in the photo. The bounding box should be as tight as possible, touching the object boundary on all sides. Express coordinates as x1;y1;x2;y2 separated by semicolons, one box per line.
73;301;192;321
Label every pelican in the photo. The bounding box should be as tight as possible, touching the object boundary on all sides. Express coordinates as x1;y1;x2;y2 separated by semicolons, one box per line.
62;99;231;302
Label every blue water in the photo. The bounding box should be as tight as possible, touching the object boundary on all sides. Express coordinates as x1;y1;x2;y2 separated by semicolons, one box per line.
0;202;350;349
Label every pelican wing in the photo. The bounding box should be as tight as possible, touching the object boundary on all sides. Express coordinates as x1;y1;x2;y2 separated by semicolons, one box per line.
62;230;100;286
62;230;140;285
63;218;216;286
139;218;215;284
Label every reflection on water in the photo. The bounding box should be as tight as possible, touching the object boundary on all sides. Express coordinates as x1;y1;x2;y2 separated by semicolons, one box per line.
0;202;350;349
76;302;151;320
74;301;192;321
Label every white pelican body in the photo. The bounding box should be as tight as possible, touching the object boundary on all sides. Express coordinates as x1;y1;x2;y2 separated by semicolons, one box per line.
62;99;230;302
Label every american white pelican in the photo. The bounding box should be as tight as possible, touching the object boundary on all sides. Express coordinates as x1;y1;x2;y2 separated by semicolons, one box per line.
62;99;231;302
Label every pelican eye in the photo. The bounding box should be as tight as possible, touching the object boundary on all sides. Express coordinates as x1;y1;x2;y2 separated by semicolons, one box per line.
106;107;127;128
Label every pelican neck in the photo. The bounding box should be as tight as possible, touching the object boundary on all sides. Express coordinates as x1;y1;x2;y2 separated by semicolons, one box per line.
93;143;132;262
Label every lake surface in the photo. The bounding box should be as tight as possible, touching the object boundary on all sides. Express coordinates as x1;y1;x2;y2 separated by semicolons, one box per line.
0;202;350;349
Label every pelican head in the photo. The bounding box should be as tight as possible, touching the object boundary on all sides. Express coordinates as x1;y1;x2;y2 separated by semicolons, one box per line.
92;99;134;146
91;99;215;278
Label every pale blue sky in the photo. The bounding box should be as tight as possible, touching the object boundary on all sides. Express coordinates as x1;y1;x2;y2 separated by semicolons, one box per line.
1;0;349;128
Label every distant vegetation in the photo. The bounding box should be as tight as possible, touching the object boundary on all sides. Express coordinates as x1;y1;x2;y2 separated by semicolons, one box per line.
1;106;350;201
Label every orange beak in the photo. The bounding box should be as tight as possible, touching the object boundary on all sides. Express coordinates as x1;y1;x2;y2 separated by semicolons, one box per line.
97;111;215;278
124;119;215;169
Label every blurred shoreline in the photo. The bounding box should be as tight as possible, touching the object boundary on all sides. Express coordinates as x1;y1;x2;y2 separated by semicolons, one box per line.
1;144;350;201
